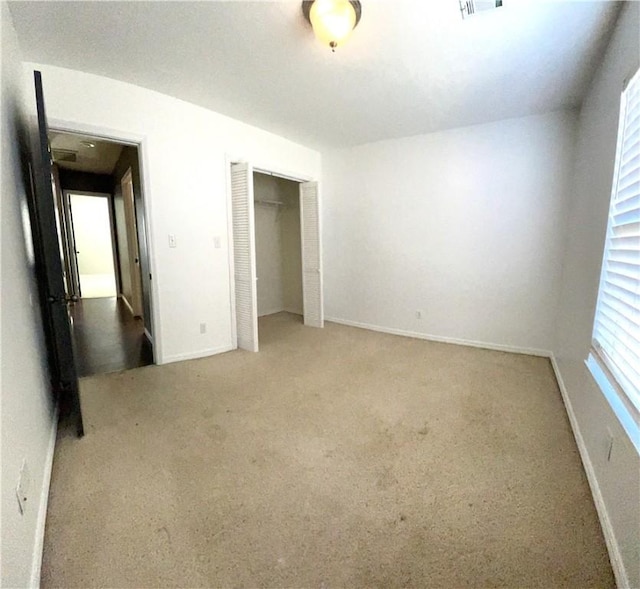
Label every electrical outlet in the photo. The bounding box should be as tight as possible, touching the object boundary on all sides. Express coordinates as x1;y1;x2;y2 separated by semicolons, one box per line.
213;236;221;249
415;310;423;320
200;323;207;334
16;459;31;515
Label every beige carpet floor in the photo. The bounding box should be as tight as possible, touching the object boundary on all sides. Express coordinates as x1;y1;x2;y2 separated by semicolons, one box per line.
43;312;613;588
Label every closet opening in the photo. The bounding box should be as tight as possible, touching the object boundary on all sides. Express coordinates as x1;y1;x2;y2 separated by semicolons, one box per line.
230;162;323;353
254;172;303;323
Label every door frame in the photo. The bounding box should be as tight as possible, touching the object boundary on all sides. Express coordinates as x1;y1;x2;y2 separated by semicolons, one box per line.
224;154;317;350
51;164;77;297
48;119;161;363
120;168;144;317
64;190;119;299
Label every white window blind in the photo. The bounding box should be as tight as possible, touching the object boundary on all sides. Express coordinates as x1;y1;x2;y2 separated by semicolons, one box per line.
592;67;640;418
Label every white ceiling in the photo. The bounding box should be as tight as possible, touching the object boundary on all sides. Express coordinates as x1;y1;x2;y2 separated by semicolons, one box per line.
49;132;124;174
9;0;621;149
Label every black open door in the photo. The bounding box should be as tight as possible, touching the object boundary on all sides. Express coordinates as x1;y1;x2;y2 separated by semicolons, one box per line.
27;71;84;436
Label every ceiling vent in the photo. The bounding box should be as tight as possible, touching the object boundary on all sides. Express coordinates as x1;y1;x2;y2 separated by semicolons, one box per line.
459;0;503;19
51;148;77;163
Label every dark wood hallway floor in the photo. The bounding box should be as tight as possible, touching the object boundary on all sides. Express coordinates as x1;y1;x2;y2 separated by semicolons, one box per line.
69;297;153;377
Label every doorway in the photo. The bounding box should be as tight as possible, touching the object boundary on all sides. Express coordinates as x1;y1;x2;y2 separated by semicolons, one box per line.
68;192;117;298
50;130;154;376
254;172;303;318
230;162;323;353
114;168;145;318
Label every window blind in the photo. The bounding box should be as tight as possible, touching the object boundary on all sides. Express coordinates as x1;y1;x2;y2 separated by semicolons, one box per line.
592;67;640;417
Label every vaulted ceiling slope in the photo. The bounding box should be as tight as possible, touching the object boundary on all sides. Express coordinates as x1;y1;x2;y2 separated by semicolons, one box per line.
9;1;621;149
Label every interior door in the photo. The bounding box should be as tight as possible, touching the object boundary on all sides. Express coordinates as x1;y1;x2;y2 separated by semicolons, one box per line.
27;71;84;436
121;168;144;317
300;181;324;328
63;190;82;297
51;164;75;297
231;162;259;352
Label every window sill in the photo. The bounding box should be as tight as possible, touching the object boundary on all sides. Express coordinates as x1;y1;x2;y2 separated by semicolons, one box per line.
586;353;640;454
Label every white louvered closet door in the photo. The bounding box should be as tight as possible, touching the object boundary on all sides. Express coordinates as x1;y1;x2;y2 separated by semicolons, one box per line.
231;163;259;352
300;181;324;328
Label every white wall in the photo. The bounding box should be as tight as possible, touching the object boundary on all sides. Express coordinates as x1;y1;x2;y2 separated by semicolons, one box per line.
70;194;115;275
22;63;321;363
255;173;284;316
322;110;577;353
255;201;282;316
254;173;302;317
553;3;640;587
113;191;132;302
0;4;57;587
281;185;303;316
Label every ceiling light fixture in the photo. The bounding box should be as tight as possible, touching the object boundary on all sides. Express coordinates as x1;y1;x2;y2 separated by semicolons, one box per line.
80;140;96;148
302;0;362;52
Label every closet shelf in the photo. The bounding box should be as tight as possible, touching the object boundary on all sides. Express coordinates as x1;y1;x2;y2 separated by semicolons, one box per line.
255;199;285;207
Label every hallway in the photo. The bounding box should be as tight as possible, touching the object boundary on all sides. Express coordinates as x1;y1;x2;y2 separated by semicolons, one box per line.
69;297;153;377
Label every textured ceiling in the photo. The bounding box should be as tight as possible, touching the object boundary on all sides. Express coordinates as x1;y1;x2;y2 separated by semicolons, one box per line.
10;1;621;148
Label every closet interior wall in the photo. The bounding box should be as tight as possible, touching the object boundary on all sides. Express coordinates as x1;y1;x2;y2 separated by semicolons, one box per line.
253;172;303;318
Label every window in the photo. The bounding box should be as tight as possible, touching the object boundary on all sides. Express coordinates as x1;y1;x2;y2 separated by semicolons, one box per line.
591;67;640;424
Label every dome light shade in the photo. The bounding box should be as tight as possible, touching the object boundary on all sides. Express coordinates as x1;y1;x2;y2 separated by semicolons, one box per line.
302;0;362;51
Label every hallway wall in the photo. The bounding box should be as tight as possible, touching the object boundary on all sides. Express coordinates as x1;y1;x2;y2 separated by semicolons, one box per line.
58;169;112;194
113;187;132;307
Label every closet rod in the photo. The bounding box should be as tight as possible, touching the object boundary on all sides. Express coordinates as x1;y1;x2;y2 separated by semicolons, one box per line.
254;167;303;183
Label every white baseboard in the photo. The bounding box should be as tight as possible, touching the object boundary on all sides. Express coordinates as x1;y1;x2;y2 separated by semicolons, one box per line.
325;316;551;357
120;295;134;316
258;308;303;318
549;354;628;589
323;317;626;586
29;404;58;589
258;307;284;318
162;344;234;364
